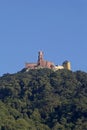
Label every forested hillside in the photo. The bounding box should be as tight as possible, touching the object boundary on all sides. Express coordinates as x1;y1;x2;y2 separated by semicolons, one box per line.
0;68;87;130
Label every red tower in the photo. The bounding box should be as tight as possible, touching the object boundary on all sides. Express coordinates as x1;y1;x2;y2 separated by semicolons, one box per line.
38;51;44;66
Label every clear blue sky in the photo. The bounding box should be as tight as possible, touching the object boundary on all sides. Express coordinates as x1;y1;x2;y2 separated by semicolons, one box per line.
0;0;87;75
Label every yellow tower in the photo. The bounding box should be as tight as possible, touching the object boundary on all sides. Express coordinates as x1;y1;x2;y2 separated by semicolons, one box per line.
62;61;71;70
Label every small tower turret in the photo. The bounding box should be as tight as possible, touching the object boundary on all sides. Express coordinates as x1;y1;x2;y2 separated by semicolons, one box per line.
62;61;71;70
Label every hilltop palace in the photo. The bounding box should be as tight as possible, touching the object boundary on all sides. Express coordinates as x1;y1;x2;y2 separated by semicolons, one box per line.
25;51;71;71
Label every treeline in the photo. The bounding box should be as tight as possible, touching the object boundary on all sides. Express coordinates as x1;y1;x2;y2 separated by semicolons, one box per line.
0;68;87;130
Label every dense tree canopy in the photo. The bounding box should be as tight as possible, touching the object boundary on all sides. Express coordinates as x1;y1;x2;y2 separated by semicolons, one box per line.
0;68;87;130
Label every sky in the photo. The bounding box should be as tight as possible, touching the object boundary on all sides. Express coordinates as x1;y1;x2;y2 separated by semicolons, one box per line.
0;0;87;76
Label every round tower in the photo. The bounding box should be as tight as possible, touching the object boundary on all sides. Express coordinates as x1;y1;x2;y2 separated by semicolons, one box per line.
62;61;71;70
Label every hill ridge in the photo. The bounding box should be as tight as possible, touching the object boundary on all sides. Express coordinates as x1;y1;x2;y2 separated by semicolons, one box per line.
0;68;87;130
